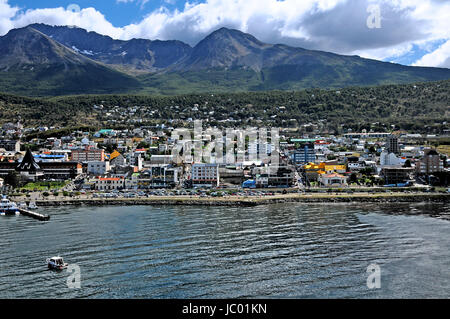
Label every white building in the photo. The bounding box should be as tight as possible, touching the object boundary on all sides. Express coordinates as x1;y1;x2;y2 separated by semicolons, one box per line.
380;151;401;166
88;161;111;175
318;173;348;187
95;177;125;191
191;164;220;187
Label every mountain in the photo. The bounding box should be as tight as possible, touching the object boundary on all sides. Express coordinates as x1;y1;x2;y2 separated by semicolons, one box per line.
0;26;140;96
0;24;450;96
174;27;272;71
171;27;450;90
29;24;192;73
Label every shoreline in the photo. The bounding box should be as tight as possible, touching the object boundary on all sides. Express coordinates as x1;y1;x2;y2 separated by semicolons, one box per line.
31;193;450;207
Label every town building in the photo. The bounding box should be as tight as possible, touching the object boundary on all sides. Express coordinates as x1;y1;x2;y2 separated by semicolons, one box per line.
344;132;391;139
386;135;400;155
380;166;414;185
291;143;316;165
303;162;347;182
95;177;125;191
0;140;20;152
416;149;444;175
219;167;245;185
38;162;82;180
318;173;348;187
88;161;111;175
71;146;105;162
191;164;220;187
110;150;126;166
380;151;401;166
15;149;44;181
0;149;82;181
137;165;180;189
34;154;68;163
254;165;296;187
150;155;175;165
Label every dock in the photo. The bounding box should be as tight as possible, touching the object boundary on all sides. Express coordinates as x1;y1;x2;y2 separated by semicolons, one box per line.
18;208;50;221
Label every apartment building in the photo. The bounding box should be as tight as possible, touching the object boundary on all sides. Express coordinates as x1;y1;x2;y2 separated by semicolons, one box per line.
71;146;105;162
191;164;220;187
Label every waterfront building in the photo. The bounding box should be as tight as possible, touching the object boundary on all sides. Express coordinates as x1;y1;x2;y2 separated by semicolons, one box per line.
318;173;348;187
132;165;180;189
95;177;125;191
416;149;444;175
191;164;220;188
0;149;82;181
253;165;296;187
303;162;347;182
380;166;414;184
16;149;44;181
38;162;82;180
219;167;245;185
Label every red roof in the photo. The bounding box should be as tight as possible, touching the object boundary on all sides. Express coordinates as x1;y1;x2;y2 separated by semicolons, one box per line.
322;173;345;178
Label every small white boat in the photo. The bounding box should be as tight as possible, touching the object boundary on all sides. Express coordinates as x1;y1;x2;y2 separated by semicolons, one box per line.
29;201;38;210
0;196;20;216
19;202;27;209
46;256;68;270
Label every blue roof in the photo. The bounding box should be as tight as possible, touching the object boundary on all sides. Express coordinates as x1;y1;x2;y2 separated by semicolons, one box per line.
34;155;65;159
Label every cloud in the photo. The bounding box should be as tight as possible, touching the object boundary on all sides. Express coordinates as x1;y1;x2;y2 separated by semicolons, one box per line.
414;40;450;68
0;0;19;35
0;0;448;67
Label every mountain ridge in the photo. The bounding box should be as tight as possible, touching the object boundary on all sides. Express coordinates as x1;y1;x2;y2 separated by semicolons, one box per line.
0;24;449;96
0;26;141;96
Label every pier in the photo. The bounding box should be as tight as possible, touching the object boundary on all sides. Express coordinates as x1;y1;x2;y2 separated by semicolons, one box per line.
18;208;50;221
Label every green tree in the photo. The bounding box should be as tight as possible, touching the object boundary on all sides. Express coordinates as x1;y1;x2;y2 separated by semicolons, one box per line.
4;172;20;188
349;173;358;184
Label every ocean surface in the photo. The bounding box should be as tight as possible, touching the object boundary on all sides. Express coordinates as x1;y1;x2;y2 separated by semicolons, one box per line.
0;203;449;299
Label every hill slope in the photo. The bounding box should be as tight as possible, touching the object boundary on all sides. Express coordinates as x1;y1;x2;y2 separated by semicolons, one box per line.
0;27;140;96
2;80;448;136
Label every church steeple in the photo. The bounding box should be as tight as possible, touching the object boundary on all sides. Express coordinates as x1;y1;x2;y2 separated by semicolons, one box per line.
16;149;41;172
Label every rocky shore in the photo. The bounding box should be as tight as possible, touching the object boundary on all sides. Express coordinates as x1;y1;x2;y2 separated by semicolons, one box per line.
34;193;450;207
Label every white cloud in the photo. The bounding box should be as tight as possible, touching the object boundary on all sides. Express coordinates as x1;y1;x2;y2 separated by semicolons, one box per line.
414;40;450;68
0;0;19;35
0;0;448;68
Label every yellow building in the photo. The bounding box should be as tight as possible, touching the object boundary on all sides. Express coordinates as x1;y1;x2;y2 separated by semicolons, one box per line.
319;163;347;174
303;162;347;181
110;150;121;161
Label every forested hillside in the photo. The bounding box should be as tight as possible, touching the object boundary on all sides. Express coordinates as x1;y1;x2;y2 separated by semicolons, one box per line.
1;80;448;134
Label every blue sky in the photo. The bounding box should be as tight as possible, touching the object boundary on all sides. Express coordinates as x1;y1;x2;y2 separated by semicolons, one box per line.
1;0;449;68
